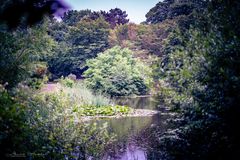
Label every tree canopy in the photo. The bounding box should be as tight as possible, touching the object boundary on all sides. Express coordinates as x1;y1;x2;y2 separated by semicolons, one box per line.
153;0;240;159
90;8;129;28
48;17;110;79
146;0;206;24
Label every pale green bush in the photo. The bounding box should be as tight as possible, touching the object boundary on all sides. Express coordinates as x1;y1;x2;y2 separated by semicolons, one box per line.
84;46;153;96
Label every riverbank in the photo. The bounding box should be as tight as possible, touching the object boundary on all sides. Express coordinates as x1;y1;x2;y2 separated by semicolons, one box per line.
40;83;165;121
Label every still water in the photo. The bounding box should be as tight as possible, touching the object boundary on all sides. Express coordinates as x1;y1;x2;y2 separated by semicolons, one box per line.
92;96;172;160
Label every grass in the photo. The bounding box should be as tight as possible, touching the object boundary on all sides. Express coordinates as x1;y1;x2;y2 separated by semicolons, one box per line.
59;82;112;107
40;79;131;116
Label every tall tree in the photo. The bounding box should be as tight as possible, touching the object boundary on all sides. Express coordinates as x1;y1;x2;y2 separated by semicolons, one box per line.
61;10;92;26
48;17;110;78
145;0;206;25
106;8;129;28
155;0;240;159
90;8;129;28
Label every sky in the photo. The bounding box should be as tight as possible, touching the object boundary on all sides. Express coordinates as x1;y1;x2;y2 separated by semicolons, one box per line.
64;0;160;24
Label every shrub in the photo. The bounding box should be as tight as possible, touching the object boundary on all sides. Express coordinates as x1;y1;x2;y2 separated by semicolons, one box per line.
59;77;75;88
24;63;49;90
25;91;114;159
84;46;152;96
0;87;28;158
155;1;240;159
0;84;115;159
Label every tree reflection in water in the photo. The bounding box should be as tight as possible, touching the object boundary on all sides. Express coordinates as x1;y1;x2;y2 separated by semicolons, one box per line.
91;96;172;160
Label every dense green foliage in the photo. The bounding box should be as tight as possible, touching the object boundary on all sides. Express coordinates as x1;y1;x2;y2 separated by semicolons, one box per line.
84;46;152;96
27;88;113;159
0;23;55;88
149;0;240;159
47;8;130;78
47;8;129;79
0;88;27;157
61;10;92;26
90;8;129;29
146;0;206;24
109;21;176;56
0;3;115;159
48;17;110;78
1;0;240;159
0;85;114;159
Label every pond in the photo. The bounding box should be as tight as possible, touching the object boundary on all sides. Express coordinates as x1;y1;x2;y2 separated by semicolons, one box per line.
91;96;172;160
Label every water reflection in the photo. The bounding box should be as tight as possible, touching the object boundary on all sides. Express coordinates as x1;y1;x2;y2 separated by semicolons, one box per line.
114;143;147;160
114;96;159;110
91;96;171;160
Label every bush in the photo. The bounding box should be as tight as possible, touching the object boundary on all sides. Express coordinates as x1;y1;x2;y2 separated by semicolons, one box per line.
26;91;114;159
0;84;115;159
154;1;240;159
84;46;152;96
0;87;28;158
59;77;75;88
24;63;49;90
